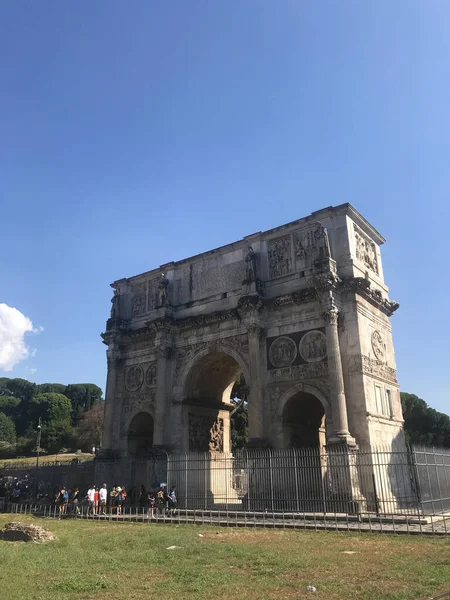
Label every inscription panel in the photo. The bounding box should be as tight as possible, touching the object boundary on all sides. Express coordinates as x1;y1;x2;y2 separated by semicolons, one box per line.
191;259;245;300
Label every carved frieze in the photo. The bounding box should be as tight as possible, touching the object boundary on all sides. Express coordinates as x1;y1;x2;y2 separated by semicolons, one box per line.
354;224;379;275
268;336;297;368
348;354;397;384
125;365;144;392
268;236;292;279
371;330;385;361
132;287;146;317
188;414;224;453
298;330;327;363
209;418;224;453
268;361;328;383
131;279;157;317
121;390;155;422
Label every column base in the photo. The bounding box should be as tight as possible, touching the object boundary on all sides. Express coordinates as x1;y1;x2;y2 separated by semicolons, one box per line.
327;432;357;448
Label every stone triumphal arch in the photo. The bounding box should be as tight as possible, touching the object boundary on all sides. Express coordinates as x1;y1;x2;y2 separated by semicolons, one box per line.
100;203;403;464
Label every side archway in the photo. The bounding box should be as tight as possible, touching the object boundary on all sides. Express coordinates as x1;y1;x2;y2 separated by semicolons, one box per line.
276;384;331;449
127;411;154;457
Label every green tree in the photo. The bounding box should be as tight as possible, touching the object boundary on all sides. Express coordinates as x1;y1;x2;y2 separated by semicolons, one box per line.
230;375;249;452
0;395;21;418
0;412;16;445
0;378;36;435
64;383;103;426
30;393;74;453
401;392;450;448
76;402;104;451
36;383;67;395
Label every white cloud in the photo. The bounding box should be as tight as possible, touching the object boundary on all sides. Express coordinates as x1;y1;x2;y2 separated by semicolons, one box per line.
29;368;38;374
0;303;43;372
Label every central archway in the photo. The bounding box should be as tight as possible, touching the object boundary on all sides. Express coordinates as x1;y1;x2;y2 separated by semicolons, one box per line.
182;350;246;453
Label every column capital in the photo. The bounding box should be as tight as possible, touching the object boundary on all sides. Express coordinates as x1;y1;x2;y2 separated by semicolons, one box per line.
322;307;339;326
106;344;124;363
247;321;265;338
156;344;172;359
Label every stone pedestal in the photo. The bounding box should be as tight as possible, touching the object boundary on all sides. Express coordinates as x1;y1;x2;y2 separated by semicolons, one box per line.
326;444;366;513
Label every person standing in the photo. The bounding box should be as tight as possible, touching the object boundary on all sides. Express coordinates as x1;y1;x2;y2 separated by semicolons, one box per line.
99;483;108;515
168;486;177;516
94;486;99;515
115;486;123;515
87;485;96;515
56;486;69;517
109;486;117;514
71;487;81;515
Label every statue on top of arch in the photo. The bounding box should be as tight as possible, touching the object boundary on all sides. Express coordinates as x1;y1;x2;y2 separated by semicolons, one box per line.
158;273;170;307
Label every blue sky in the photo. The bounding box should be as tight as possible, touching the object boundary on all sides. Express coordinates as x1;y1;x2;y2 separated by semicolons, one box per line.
1;1;449;413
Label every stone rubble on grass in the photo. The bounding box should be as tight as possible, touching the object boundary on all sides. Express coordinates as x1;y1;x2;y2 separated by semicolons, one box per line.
0;522;56;543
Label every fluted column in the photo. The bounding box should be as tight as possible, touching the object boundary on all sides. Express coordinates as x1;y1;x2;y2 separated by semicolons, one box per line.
153;343;169;447
323;307;355;445
247;324;266;445
102;343;122;450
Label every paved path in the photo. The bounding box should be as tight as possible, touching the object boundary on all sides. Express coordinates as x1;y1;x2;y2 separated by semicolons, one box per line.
2;503;450;535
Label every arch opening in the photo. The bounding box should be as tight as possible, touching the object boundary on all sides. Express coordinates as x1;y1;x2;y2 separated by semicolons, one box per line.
184;351;245;453
127;412;154;457
282;391;326;450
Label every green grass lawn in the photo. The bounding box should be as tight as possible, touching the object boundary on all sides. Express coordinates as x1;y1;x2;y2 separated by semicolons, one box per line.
0;515;449;600
1;452;93;468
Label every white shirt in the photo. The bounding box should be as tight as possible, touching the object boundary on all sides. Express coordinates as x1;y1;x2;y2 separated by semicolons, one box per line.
87;488;95;502
99;487;107;501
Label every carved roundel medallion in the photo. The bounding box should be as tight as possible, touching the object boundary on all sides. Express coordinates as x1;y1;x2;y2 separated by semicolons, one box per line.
299;330;327;363
125;365;144;392
145;363;157;387
371;330;385;361
269;336;297;368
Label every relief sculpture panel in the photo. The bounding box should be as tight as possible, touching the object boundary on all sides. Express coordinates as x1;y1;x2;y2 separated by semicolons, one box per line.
125;365;144;392
268;336;297;368
188;414;224;453
354;224;379;275
299;331;327;363
268;236;292;279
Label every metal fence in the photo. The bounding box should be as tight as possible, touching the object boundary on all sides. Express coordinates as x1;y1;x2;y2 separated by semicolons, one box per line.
1;444;450;522
163;445;450;517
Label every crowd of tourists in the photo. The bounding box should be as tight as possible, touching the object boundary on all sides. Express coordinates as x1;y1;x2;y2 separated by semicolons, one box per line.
54;483;177;517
